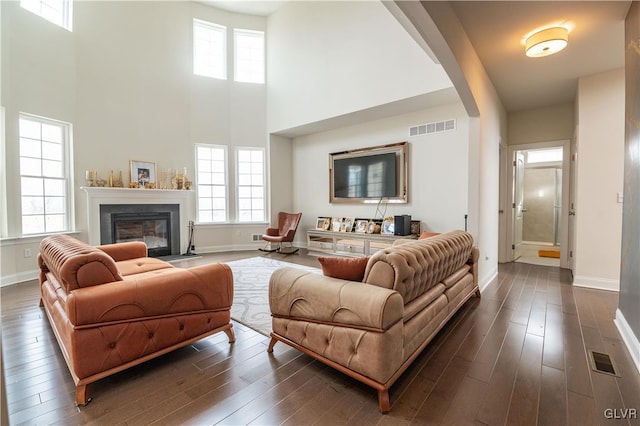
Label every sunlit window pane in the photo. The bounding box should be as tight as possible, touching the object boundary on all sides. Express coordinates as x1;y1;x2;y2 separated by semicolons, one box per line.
196;144;227;223
45;197;65;214
212;211;226;222
19;118;41;139
44;179;64;195
22;197;44;214
42;123;62;143
212;172;225;185
212;198;226;210
234;29;265;84
19;114;70;235
212;186;226;198
21;177;44;196
22;215;45;234
198;172;212;185
198;210;213;223
193;20;226;79
20;0;72;31
20;138;41;158
42;141;62;161
45;214;65;232
21;158;42;176
237;148;265;223
527;148;563;163
42;160;63;177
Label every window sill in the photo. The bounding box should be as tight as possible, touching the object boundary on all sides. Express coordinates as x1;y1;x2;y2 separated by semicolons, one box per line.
0;231;80;246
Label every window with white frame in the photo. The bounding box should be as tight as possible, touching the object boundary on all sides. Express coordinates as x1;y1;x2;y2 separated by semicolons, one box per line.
196;144;227;223
20;0;73;31
19;114;71;235
193;19;226;79
234;29;265;84
237;148;265;222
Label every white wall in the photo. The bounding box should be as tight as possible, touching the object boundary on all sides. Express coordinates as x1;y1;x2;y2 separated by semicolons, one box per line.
0;1;268;284
508;103;575;146
266;1;452;133
396;2;507;289
573;68;625;291
268;134;293;225
290;103;469;244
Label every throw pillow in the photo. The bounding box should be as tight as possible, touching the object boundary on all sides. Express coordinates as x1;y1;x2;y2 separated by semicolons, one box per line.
418;231;441;240
318;256;369;282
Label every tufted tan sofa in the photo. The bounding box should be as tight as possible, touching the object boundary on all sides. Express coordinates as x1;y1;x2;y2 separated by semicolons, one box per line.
267;230;479;413
38;234;234;405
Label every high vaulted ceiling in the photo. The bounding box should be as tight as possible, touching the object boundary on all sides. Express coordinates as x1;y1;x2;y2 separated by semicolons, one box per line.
206;1;630;113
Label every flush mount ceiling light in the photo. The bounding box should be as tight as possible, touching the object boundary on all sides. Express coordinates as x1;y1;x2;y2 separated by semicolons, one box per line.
525;27;569;58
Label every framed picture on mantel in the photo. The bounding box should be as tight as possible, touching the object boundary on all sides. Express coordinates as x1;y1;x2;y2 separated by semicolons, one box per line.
130;160;156;188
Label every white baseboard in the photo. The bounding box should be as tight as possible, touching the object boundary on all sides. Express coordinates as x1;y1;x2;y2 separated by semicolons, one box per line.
1;270;38;287
573;275;619;292
479;268;498;293
614;308;640;376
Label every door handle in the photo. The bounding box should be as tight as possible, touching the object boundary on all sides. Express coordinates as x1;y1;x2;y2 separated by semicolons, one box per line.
522;208;527;213
569;210;575;216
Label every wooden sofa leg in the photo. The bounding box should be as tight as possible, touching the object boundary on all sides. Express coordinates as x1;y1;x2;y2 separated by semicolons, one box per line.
378;389;390;414
39;298;44;307
224;328;236;343
475;288;481;298
267;336;278;353
75;384;92;406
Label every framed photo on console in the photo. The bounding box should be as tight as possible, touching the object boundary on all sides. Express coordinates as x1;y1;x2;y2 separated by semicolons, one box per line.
316;217;330;230
331;217;343;232
381;217;395;235
341;217;355;232
411;220;421;235
354;219;368;233
366;221;377;234
130;160;156;188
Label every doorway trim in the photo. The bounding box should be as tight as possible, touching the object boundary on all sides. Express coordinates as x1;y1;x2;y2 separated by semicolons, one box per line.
503;139;571;268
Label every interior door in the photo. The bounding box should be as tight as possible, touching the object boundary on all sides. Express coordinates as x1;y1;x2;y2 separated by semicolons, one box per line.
567;137;577;273
513;151;525;255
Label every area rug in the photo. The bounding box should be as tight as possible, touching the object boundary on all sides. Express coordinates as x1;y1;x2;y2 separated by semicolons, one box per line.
226;257;320;336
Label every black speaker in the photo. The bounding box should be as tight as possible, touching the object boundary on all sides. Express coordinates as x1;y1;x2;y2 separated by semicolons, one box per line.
394;215;411;236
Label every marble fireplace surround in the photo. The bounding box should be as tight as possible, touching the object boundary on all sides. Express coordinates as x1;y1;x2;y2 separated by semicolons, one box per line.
82;187;193;254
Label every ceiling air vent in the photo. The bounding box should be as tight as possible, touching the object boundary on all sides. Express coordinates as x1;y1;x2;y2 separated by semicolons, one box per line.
409;119;456;137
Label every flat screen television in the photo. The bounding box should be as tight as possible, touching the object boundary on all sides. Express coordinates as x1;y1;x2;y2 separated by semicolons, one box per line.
329;142;408;204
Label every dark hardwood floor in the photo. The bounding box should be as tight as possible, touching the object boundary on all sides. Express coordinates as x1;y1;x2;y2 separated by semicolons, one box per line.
2;250;640;425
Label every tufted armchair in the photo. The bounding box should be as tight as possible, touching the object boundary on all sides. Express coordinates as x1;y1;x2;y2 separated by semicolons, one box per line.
260;211;302;254
38;234;235;405
267;230;479;413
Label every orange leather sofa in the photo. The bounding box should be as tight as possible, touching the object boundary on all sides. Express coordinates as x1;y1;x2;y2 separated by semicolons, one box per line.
37;234;234;405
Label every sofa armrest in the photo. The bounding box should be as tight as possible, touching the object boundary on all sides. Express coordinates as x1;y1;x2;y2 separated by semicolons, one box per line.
269;267;403;331
468;246;479;286
66;263;233;326
97;241;148;262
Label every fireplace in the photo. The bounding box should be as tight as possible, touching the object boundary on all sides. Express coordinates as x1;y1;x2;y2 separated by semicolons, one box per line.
100;204;180;257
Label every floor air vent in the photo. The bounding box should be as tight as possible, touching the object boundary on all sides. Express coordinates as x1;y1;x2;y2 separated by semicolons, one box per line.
588;350;619;376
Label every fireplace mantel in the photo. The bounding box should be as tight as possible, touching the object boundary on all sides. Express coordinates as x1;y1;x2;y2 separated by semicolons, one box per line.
82;187;193;249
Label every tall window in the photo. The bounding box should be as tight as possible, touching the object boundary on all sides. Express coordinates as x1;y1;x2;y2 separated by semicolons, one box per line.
193;19;226;79
237;148;265;222
20;0;73;31
19;114;71;235
234;29;265;84
196;144;227;223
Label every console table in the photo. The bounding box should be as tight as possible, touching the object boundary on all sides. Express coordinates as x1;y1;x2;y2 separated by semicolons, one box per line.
307;229;417;256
